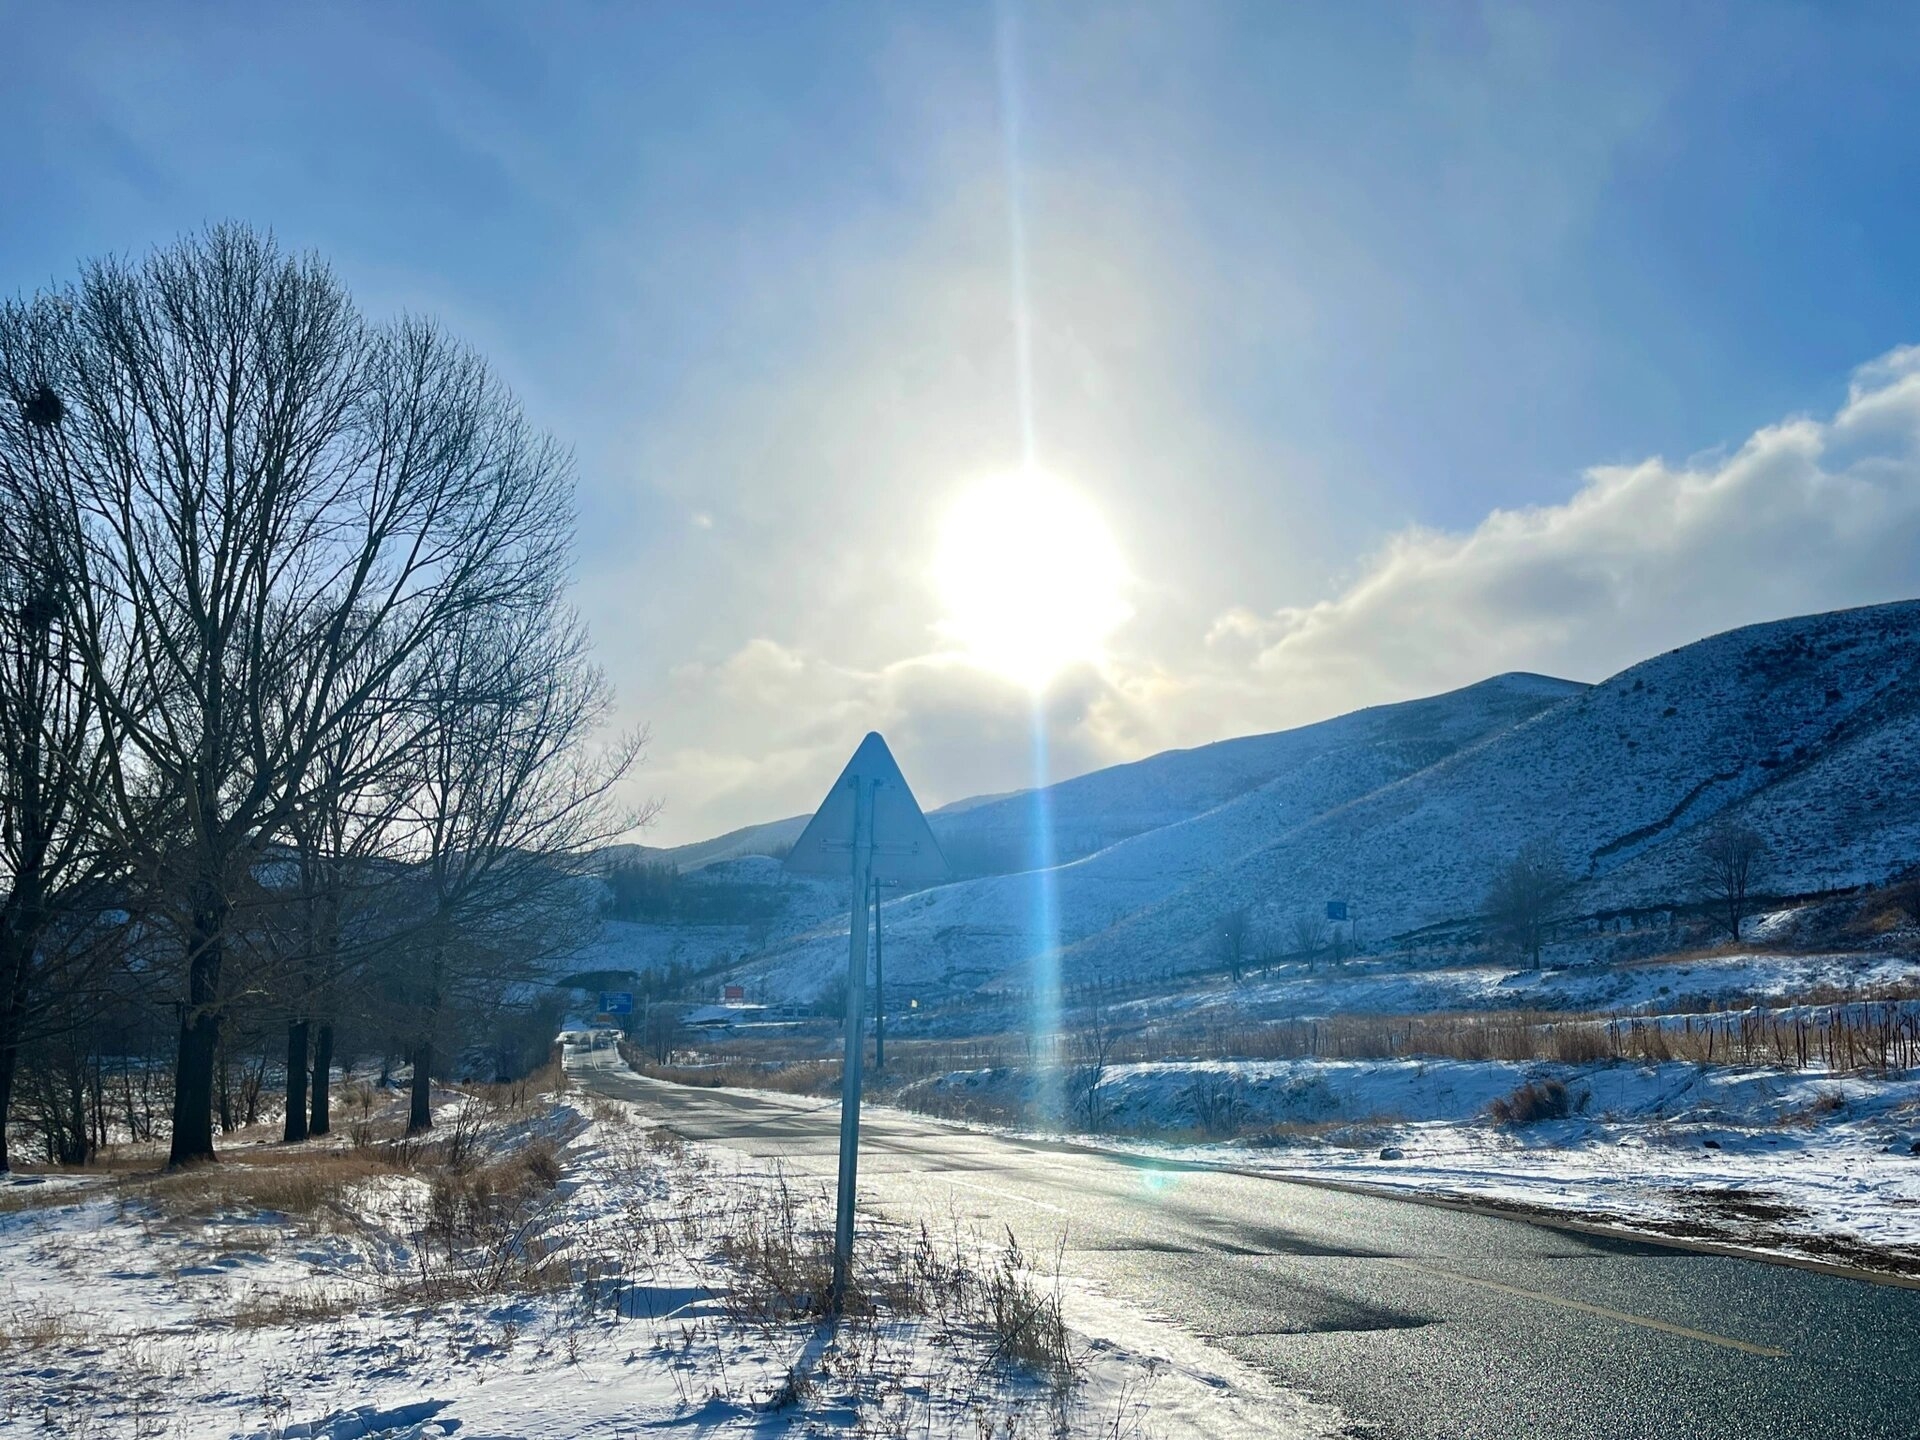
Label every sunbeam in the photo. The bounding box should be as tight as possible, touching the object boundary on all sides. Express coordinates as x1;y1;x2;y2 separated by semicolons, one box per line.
994;0;1068;1125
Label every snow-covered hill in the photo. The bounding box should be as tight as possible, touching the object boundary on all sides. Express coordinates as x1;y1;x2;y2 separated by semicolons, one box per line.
615;814;810;872
716;600;1920;1002
577;673;1578;991
627;673;1573;881
693;672;1576;998
922;671;1579;875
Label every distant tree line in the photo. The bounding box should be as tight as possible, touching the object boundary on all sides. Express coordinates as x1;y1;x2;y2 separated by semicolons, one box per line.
1191;819;1776;987
0;225;639;1169
600;858;783;928
1481;822;1771;968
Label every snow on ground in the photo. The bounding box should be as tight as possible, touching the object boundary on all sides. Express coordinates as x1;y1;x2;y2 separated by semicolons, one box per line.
902;1056;1920;1276
0;1062;1338;1440
1113;948;1920;1027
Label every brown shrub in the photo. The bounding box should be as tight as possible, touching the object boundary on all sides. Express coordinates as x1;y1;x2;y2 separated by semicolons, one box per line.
1488;1078;1579;1125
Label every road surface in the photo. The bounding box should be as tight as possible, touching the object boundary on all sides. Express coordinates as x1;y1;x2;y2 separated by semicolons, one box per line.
571;1054;1920;1439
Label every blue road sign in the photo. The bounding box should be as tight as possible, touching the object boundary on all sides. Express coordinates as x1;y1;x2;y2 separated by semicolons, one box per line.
600;991;634;1015
1326;900;1348;922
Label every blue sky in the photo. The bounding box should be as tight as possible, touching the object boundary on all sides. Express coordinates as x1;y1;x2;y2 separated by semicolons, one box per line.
8;2;1920;841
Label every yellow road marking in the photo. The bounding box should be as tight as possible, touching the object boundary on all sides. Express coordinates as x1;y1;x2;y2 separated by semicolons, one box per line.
1385;1259;1787;1358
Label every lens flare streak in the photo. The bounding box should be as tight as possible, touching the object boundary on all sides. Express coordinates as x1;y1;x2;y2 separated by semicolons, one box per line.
995;0;1068;1124
1026;706;1064;1123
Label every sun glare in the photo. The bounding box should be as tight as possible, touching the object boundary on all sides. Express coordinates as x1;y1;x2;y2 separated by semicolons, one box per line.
934;468;1129;691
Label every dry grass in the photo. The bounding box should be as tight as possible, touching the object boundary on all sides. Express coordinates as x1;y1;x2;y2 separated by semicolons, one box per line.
980;1232;1074;1388
465;1055;568;1111
126;1151;408;1224
712;1168;836;1322
402;1136;572;1301
590;1123;1082;1402
646;956;1920;1107
10;1071;571;1238
1828;875;1920;942
225;1285;368;1330
1240;1119;1357;1147
1774;1088;1849;1127
0;1299;85;1356
633;1057;842;1095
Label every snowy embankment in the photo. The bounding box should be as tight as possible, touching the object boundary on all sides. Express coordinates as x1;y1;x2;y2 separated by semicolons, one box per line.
0;1063;1334;1440
903;1055;1920;1275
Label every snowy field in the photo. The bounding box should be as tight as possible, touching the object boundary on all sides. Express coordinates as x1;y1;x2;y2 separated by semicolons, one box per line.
0;1062;1335;1440
902;1053;1920;1277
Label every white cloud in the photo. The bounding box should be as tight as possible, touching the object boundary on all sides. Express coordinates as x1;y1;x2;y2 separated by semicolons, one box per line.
1217;347;1920;718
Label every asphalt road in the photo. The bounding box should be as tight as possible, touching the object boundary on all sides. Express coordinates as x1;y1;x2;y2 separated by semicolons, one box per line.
572;1054;1920;1439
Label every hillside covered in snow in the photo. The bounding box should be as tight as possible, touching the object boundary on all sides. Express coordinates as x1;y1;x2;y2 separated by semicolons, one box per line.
592;600;1920;1005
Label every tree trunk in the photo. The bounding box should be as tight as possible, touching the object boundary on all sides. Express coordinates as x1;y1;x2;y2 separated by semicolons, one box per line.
408;1040;433;1133
242;1050;265;1126
0;921;37;1174
89;1057;107;1151
216;1042;235;1134
64;1059;90;1165
168;902;225;1166
309;1022;333;1136
283;1019;310;1143
0;1043;15;1173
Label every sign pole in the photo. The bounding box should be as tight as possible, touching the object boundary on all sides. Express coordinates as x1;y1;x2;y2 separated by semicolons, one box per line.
830;777;875;1311
786;733;945;1315
872;877;885;1072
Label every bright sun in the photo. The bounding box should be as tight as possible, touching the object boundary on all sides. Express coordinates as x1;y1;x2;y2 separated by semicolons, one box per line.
934;467;1129;691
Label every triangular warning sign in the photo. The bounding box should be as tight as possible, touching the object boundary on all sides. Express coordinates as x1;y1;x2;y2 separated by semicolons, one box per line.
784;732;949;885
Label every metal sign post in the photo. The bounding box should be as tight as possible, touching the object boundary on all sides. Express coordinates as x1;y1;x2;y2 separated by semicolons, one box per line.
831;776;874;1307
785;733;947;1312
872;877;886;1072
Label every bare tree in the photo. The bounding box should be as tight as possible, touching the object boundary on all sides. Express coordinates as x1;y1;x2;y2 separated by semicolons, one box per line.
1694;822;1765;942
0;369;129;1170
1067;983;1120;1132
1484;838;1572;969
385;605;641;1133
267;622;421;1142
1288;910;1330;971
3;225;583;1164
1215;906;1252;983
638;999;682;1065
